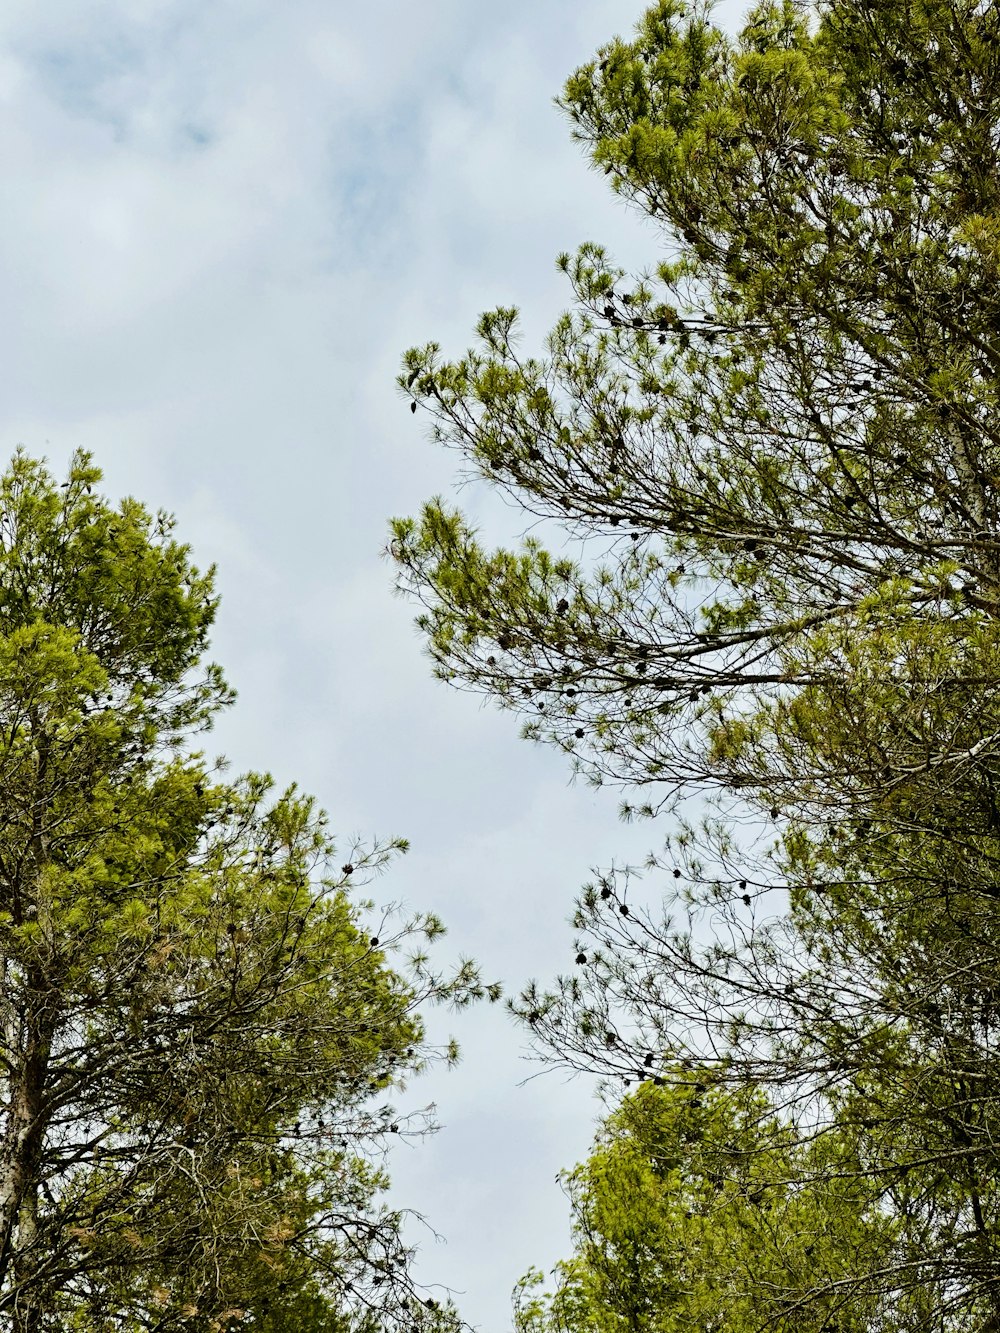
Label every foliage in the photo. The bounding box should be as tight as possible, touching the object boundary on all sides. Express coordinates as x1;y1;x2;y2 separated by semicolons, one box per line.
392;0;1000;813
390;0;1000;1327
0;451;487;1332
513;1078;930;1333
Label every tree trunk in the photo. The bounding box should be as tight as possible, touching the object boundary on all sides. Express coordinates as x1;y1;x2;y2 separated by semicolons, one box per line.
0;1012;52;1326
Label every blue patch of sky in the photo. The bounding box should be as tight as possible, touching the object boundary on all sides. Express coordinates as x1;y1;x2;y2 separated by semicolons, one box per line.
319;41;497;275
29;36;142;136
323;105;426;274
19;7;213;151
175;120;213;151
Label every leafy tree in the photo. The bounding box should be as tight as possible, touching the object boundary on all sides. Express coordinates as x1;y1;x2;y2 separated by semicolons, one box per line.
0;450;486;1332
513;1077;931;1333
392;0;1000;816
517;841;1000;1331
390;0;1000;1326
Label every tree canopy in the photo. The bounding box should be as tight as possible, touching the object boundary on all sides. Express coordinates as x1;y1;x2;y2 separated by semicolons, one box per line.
513;1077;932;1333
393;0;1000;814
391;0;1000;1326
0;450;487;1332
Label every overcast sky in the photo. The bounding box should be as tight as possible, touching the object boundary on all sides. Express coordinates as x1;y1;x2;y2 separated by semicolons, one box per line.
0;0;748;1326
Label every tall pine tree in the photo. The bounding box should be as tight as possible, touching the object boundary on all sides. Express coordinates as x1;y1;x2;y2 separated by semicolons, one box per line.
0;451;486;1332
392;2;1000;1325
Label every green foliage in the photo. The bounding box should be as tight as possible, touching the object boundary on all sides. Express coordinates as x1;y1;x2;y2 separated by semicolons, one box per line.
392;1;1000;1328
392;0;1000;810
0;452;483;1332
514;1078;930;1333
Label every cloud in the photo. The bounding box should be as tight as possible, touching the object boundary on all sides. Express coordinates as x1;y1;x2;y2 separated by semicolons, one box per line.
0;0;751;1326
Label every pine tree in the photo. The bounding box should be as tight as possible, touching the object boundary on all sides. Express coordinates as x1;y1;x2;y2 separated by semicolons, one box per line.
391;1;1000;1325
514;1077;931;1333
0;451;485;1332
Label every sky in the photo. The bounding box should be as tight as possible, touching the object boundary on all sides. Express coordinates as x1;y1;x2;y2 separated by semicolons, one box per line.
0;0;748;1326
